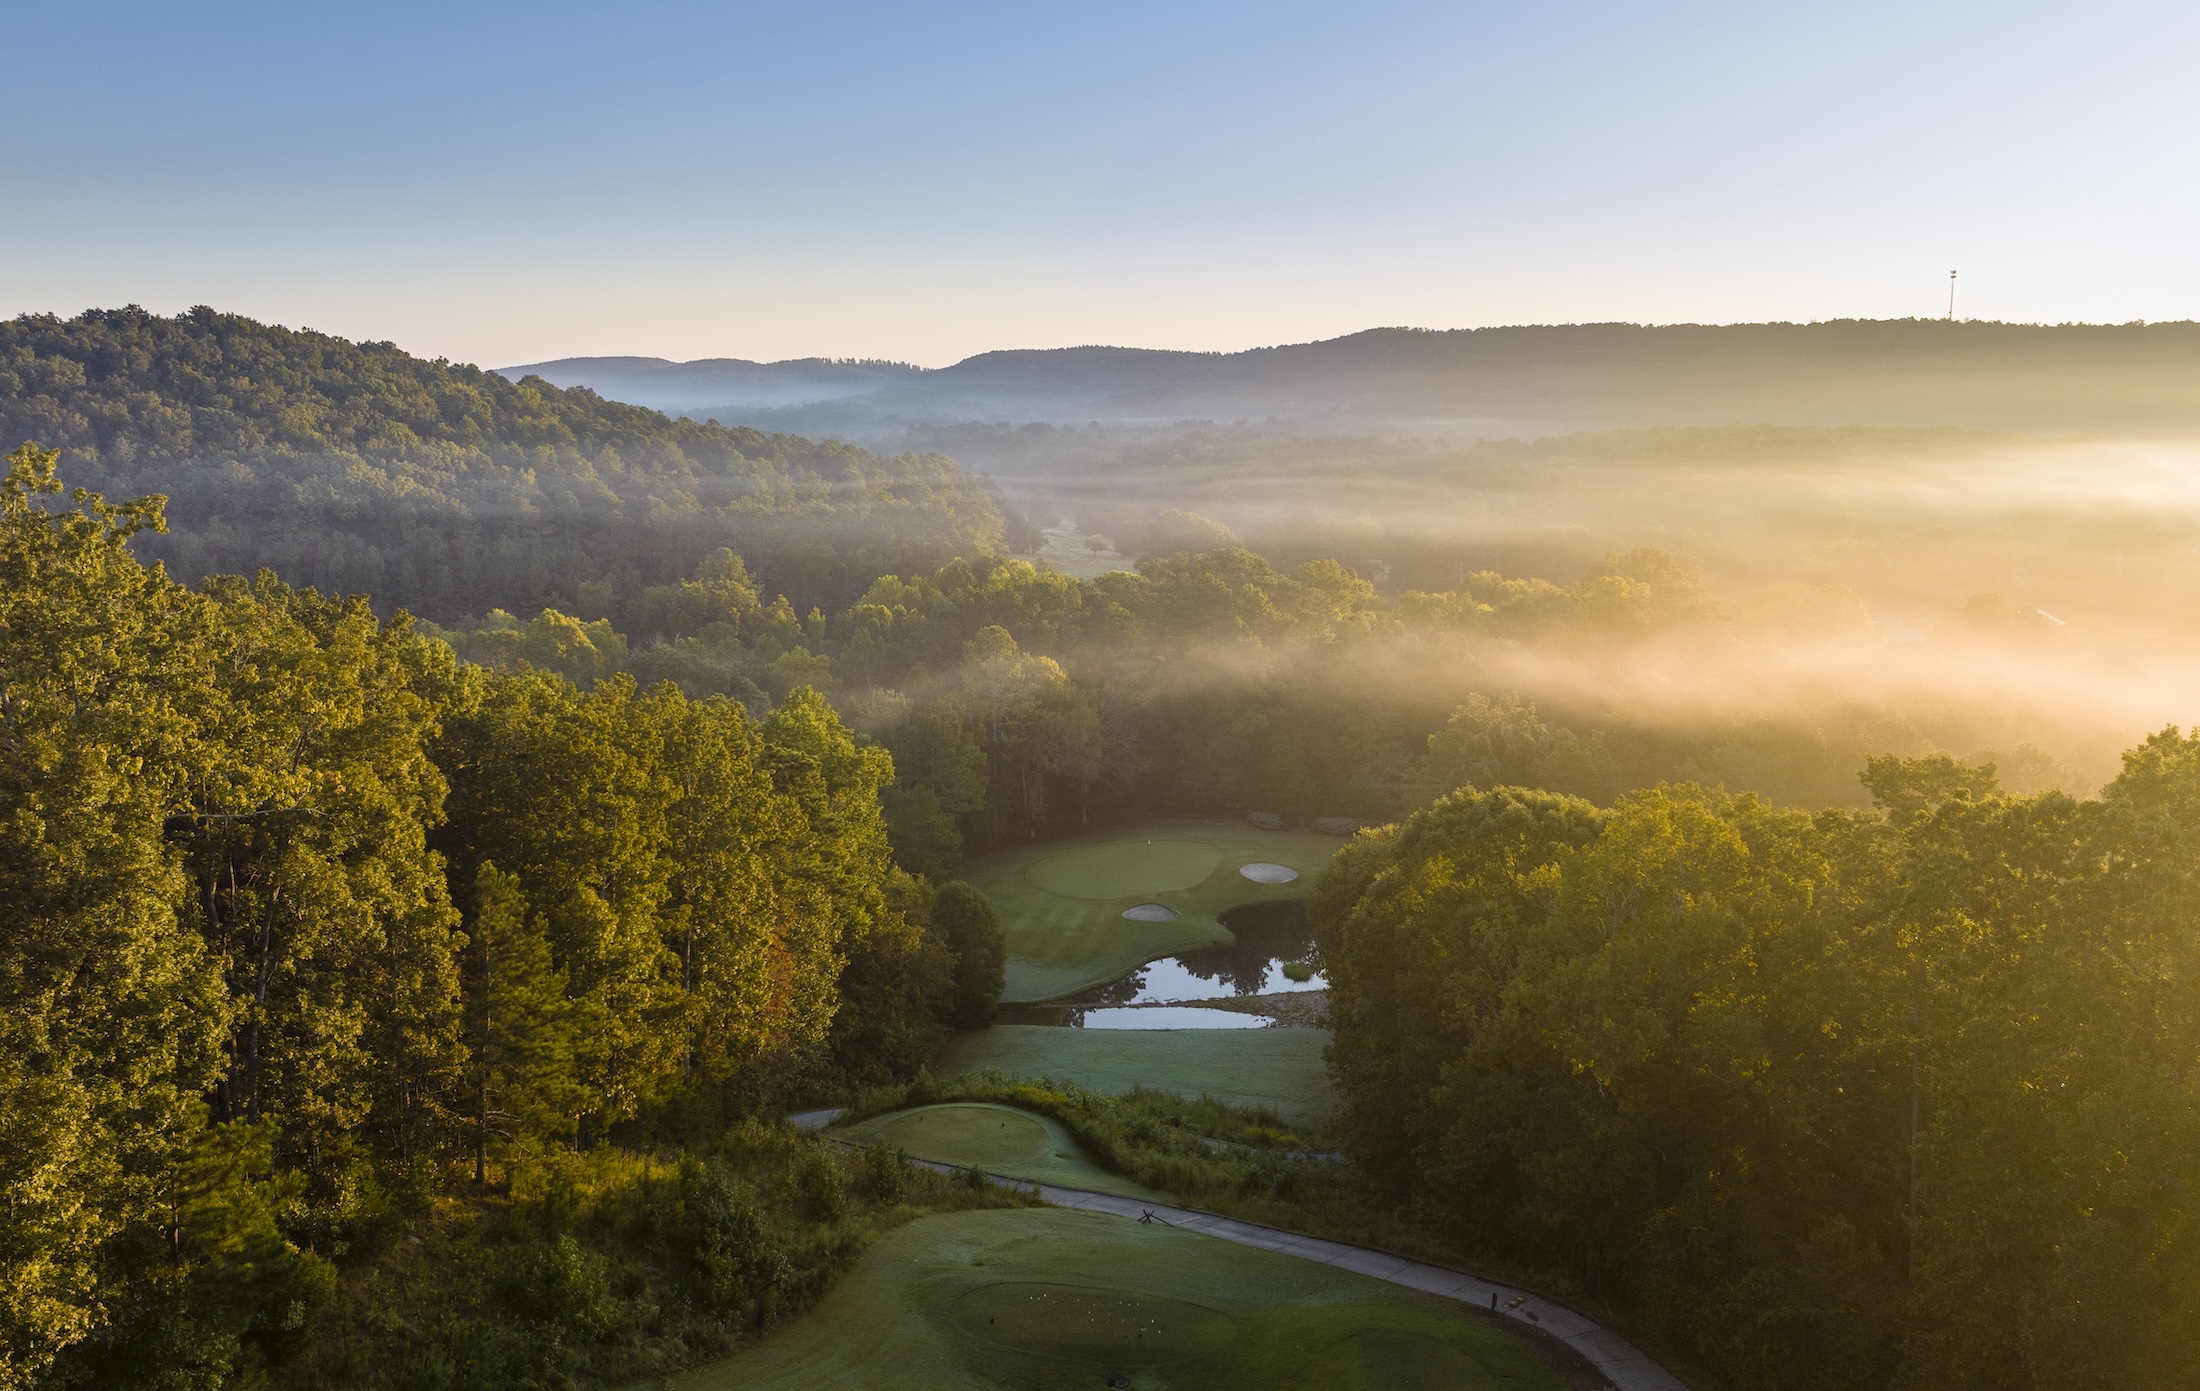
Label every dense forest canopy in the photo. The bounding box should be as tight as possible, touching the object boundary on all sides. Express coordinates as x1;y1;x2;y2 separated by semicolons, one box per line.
1313;761;2200;1391
0;443;1000;1388
0;306;1021;619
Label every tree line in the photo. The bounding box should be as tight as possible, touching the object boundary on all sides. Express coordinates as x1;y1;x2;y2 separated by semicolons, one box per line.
1312;754;2200;1391
0;444;1003;1389
438;529;2075;881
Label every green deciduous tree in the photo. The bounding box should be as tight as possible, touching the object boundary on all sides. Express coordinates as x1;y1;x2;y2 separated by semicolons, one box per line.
433;672;682;1141
660;692;839;1089
56;1120;337;1390
932;882;1007;1030
177;573;466;1190
0;444;229;1388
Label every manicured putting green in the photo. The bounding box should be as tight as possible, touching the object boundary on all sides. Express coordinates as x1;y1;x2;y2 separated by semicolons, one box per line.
830;1102;1158;1198
967;820;1343;1002
936;1025;1336;1128
1027;839;1224;898
657;1208;1567;1391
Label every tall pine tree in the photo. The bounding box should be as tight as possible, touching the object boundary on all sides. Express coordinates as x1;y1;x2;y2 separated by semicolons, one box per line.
462;864;579;1183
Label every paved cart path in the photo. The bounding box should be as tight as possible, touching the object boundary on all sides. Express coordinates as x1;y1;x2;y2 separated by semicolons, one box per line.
790;1108;1687;1391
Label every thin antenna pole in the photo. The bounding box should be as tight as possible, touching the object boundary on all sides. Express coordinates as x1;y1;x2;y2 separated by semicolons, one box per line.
1948;270;1957;321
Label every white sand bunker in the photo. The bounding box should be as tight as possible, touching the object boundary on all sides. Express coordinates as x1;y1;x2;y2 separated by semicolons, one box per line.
1239;863;1299;884
1121;903;1179;921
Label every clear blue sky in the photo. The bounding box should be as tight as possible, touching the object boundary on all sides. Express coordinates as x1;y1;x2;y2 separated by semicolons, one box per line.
5;0;2195;366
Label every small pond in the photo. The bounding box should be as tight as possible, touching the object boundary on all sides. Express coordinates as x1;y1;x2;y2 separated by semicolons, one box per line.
1078;1006;1272;1029
1000;901;1324;1028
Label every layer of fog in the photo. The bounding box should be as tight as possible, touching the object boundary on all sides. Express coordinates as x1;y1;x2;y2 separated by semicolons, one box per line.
1032;427;2200;797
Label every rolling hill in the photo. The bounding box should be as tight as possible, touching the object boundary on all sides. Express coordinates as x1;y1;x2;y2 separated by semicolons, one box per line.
515;320;2200;438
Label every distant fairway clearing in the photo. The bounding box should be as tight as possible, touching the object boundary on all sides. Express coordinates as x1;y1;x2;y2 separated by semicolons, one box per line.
1026;839;1223;898
968;821;1342;1003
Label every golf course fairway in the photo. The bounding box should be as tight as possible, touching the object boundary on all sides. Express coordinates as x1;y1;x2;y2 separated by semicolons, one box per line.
937;1024;1336;1127
654;1208;1569;1391
966;819;1342;1002
830;1102;1161;1198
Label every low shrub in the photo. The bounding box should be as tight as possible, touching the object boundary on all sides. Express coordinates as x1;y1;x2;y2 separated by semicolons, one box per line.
280;1121;1035;1391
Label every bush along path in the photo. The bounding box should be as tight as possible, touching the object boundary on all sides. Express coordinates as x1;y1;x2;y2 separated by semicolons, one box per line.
789;1109;1687;1391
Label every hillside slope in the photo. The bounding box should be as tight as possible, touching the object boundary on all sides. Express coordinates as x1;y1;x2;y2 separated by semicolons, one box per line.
0;306;1006;617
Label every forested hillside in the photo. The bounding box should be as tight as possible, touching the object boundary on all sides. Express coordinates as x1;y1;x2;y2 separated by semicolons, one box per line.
0;443;1002;1388
1313;762;2200;1391
0;307;1017;619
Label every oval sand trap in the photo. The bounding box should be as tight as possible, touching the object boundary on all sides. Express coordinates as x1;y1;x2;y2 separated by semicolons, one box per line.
1121;903;1178;921
1026;839;1223;899
1238;862;1299;884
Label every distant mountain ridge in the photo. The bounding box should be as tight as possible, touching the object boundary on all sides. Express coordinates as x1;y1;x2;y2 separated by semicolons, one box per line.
496;354;924;411
514;321;2200;437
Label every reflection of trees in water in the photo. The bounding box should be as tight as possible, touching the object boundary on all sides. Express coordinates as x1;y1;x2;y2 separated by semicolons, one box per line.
1082;968;1147;1006
1055;900;1313;1009
1178;901;1312;996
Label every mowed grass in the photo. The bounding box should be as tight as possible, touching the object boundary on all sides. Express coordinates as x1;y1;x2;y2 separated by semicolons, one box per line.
830;1102;1161;1199
966;820;1343;1002
936;1026;1337;1128
656;1208;1567;1391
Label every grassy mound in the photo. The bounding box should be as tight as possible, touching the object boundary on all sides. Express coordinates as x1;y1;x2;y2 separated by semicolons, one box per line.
966;820;1343;1002
936;1026;1336;1127
654;1208;1566;1391
832;1102;1160;1198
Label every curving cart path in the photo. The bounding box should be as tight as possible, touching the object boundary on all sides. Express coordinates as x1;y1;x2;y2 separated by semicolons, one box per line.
790;1109;1688;1391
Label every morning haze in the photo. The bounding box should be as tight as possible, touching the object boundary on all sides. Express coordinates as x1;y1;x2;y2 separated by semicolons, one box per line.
5;3;2197;1391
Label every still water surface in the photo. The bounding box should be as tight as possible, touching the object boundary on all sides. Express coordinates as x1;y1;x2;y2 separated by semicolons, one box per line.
1003;902;1323;1028
1079;1006;1273;1029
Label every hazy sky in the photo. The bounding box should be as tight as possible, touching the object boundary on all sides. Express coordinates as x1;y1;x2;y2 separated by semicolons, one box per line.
6;1;2196;367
